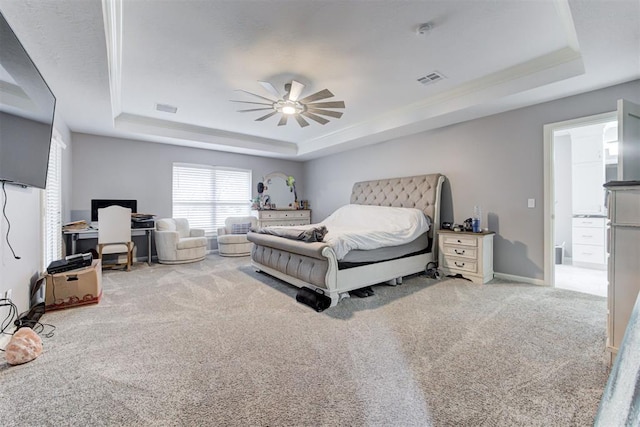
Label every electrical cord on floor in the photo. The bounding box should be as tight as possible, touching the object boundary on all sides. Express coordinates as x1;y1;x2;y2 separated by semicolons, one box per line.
425;261;441;279
0;298;18;351
1;181;21;259
0;298;56;351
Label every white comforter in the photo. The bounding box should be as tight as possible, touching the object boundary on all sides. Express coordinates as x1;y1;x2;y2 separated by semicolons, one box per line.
317;204;431;260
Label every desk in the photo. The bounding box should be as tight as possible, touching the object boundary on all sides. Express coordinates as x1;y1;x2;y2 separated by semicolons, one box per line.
64;227;155;265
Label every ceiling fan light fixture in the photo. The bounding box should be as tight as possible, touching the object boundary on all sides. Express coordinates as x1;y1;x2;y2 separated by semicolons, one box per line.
275;100;304;116
233;80;345;127
281;105;297;115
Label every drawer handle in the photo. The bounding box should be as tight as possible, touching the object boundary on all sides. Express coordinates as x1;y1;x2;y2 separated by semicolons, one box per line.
582;235;592;238
454;261;465;267
454;249;465;255
457;239;462;243
583;252;593;255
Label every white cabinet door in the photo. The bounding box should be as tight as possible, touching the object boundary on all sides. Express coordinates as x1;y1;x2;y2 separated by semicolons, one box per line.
571;133;603;164
572;162;605;214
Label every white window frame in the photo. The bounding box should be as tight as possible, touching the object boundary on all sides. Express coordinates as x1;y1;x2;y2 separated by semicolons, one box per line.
42;129;66;270
172;163;252;235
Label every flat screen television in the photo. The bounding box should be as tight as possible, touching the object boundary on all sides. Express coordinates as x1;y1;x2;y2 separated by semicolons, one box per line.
91;199;138;222
0;11;56;189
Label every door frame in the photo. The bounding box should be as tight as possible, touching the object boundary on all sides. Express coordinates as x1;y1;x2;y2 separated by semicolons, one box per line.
543;111;616;287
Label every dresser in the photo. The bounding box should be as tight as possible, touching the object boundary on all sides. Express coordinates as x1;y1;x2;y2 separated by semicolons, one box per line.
437;230;495;284
251;209;311;227
572;216;607;268
604;182;640;365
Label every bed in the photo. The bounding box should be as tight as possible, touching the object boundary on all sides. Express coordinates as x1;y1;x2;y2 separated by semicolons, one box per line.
247;173;445;307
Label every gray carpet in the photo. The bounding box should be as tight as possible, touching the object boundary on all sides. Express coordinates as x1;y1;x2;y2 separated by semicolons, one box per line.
0;255;609;426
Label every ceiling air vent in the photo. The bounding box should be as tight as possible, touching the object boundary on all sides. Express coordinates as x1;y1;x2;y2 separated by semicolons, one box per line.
155;103;178;114
417;71;446;86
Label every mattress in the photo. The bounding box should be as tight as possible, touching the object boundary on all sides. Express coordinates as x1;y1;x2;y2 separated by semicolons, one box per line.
338;232;431;268
319;204;431;260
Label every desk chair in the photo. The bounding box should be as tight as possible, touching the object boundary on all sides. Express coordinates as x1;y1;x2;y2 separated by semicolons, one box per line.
97;205;134;271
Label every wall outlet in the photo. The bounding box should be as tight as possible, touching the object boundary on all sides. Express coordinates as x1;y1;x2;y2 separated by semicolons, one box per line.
528;198;536;208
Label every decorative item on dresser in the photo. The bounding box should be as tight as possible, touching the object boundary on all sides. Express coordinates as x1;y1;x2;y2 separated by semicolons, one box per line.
603;180;640;366
438;229;495;284
251;209;311;227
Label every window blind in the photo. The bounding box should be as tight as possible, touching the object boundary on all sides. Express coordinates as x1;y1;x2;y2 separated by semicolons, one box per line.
42;132;64;269
172;163;251;234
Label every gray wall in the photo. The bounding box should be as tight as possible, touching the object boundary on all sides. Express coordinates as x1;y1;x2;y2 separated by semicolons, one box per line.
70;133;304;255
303;79;640;281
0;117;72;315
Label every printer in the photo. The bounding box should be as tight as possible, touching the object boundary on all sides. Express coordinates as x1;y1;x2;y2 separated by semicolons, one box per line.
131;213;155;229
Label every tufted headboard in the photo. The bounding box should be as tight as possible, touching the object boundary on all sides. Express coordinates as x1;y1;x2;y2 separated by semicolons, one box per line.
350;173;445;239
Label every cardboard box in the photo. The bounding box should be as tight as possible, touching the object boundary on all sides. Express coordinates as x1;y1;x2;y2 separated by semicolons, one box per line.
45;259;102;311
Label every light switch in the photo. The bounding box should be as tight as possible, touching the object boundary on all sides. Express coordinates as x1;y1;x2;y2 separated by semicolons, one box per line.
528;198;535;208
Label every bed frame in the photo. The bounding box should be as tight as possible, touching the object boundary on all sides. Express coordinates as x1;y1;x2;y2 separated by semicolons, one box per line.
247;173;445;307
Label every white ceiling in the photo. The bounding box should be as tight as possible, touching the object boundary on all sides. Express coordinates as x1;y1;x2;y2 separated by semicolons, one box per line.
1;0;638;160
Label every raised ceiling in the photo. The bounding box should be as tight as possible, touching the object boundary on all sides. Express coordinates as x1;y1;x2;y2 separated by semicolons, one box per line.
0;0;638;160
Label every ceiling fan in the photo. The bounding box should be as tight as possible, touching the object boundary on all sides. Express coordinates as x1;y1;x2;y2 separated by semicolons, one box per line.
231;80;345;127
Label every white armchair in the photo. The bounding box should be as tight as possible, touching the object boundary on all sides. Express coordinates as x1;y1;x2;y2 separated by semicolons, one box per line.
154;218;207;264
217;216;257;257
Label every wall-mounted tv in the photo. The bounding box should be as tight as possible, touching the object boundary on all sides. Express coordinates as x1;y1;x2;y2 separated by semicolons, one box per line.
91;200;138;222
0;11;56;189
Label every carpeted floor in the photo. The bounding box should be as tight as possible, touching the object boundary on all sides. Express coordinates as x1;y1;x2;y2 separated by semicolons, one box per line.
0;255;609;426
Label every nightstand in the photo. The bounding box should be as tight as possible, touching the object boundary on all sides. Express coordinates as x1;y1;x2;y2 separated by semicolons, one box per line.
437;230;495;284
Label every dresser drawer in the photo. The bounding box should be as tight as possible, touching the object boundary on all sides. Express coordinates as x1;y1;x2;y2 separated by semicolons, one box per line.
441;235;477;247
442;257;477;273
259;210;310;220
442;245;477;259
261;219;310;227
573;244;606;264
572;217;606;228
611;190;640;225
573;227;605;246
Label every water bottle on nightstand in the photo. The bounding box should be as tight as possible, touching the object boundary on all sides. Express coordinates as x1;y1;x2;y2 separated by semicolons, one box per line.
472;205;482;233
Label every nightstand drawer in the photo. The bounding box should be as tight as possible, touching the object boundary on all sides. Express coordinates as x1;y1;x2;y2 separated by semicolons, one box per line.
441;235;477;247
442;257;477;273
442;246;477;259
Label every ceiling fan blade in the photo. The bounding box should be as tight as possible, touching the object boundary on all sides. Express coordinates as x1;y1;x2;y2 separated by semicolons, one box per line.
277;115;288;126
256;111;279;121
288;80;305;102
301;111;329;125
238;108;274;112
306;108;343;119
230;100;273;106
306;101;345;109
299;88;334;104
235;89;276;103
258;81;282;99
294;115;310;127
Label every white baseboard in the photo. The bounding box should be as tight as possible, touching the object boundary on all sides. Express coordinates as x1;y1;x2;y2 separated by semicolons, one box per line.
493;272;546;286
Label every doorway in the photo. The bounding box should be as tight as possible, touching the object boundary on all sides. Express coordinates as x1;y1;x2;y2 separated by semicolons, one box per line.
543;112;617;296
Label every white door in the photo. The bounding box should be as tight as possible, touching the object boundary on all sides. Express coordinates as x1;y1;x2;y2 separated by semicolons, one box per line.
618;99;640;181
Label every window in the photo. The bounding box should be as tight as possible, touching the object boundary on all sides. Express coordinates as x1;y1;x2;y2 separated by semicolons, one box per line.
42;130;65;269
172;163;251;234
